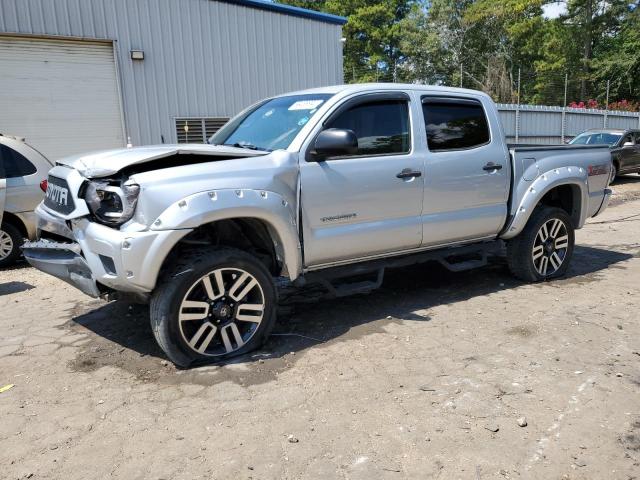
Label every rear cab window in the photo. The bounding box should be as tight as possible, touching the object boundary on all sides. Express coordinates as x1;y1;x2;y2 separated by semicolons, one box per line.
421;97;490;151
323;98;411;157
0;144;37;178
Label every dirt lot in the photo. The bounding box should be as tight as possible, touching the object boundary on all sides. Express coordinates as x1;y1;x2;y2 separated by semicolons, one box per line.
1;176;640;480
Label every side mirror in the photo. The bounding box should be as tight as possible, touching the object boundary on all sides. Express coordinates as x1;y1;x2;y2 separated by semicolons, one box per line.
312;129;358;159
623;141;634;147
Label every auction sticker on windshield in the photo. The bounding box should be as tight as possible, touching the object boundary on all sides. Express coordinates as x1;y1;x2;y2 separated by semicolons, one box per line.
288;100;325;111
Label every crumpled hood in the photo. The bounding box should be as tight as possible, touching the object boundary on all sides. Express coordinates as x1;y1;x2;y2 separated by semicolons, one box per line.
56;143;267;178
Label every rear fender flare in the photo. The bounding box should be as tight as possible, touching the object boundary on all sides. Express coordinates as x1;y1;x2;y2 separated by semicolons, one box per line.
501;166;588;240
150;189;301;279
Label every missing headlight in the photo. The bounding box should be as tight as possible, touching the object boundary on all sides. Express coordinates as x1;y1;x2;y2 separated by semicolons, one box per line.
84;179;140;226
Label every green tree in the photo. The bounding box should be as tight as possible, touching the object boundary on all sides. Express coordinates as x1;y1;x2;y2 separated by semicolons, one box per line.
395;2;449;84
591;5;640;104
279;0;423;82
279;0;640;107
558;1;630;101
468;0;637;104
463;0;552;103
406;0;530;101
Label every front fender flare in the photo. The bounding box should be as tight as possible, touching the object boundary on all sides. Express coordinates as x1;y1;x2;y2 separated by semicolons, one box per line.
150;189;302;279
500;166;588;240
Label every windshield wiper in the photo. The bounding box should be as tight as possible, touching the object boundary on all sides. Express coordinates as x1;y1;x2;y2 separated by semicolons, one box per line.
224;142;261;151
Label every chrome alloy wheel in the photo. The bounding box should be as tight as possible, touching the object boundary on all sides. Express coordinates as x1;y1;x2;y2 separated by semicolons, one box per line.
532;218;569;276
0;230;13;261
178;268;265;356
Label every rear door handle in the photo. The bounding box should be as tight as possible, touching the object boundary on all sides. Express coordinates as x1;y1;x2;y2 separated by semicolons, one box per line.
483;162;503;171
396;168;422;179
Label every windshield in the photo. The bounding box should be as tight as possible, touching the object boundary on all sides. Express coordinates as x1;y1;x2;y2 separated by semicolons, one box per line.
569;132;622;146
209;94;333;151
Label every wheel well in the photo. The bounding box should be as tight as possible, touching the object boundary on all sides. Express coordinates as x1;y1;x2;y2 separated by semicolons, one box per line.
1;212;28;238
161;218;281;276
538;184;580;227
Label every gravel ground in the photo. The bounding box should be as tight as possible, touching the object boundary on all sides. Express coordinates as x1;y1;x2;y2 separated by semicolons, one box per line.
1;175;640;480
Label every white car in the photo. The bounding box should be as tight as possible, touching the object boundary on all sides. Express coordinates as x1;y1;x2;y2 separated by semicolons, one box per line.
0;134;52;267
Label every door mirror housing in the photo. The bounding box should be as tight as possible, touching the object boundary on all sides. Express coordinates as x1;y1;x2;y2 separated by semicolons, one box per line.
623;141;634;147
311;129;358;159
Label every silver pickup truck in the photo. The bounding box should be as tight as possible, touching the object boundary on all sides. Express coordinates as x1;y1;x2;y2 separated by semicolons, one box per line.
23;84;612;367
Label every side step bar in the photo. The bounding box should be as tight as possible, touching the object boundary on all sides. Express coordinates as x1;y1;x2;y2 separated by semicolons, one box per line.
439;251;488;272
296;240;502;297
318;268;385;297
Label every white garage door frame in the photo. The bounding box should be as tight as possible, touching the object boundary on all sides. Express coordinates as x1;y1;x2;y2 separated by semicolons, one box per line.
0;33;128;159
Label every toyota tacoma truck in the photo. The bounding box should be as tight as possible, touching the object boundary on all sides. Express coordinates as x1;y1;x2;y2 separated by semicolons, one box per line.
23;84;612;367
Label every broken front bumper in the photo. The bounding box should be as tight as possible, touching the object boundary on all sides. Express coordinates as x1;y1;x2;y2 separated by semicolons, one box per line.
23;240;100;297
23;203;192;298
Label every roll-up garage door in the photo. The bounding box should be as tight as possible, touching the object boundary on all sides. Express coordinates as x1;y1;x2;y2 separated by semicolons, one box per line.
0;36;125;160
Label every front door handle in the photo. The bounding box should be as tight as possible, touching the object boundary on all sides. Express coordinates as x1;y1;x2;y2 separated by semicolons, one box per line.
396;168;422;179
483;162;503;172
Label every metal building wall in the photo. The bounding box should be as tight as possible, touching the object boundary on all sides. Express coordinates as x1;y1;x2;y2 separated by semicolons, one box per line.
498;104;640;144
0;0;344;146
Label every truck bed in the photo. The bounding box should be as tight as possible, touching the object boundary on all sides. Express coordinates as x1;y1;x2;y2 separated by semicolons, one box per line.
506;143;612;231
507;143;611;151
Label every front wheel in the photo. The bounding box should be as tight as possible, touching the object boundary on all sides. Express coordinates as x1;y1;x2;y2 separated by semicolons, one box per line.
150;247;277;367
506;206;575;282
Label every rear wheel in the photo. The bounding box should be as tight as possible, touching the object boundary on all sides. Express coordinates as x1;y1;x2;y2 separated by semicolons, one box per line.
150;247;277;367
0;223;23;268
506;206;575;282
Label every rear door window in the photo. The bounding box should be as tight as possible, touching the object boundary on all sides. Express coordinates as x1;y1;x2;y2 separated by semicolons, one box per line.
325;100;411;156
0;145;37;178
422;98;490;151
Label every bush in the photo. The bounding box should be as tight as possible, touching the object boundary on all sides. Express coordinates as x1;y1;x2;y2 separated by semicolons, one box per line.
568;99;639;112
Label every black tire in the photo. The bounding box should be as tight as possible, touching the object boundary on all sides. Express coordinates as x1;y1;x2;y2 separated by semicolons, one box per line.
610;162;618;184
150;247;277;367
506;206;575;282
0;223;23;268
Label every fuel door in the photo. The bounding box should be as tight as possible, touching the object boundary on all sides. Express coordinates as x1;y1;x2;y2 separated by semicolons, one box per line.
521;157;539;181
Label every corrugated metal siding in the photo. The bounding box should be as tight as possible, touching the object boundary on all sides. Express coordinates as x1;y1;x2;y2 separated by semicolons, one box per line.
565;112;604;136
0;0;343;146
520;110;562;140
499;110;516;137
607;115;640;130
497;104;640;144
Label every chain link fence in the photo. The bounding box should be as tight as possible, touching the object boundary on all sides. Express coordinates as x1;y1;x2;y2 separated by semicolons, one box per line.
344;65;639;112
343;64;640;144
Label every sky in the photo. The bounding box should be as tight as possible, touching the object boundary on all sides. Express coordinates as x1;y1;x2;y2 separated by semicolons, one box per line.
542;1;568;18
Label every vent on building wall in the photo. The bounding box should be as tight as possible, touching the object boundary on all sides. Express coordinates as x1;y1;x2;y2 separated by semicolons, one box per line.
175;117;229;143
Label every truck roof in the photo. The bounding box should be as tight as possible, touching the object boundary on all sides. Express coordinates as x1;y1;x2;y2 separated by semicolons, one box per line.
582;128;639;134
281;83;493;99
